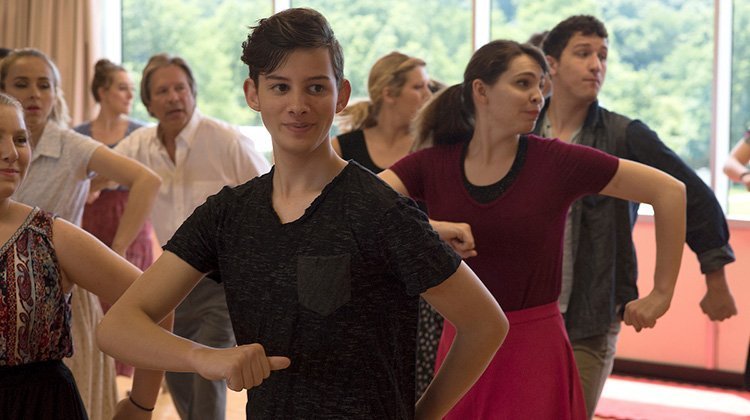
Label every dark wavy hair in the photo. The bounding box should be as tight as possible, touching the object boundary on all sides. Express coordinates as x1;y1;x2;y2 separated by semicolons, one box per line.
543;15;608;60
413;40;547;149
241;8;344;88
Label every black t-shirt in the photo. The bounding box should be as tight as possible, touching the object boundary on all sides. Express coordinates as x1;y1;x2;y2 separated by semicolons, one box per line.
164;162;461;419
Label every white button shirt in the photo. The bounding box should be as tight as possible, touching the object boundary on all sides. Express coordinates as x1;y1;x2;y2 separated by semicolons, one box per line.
14;121;101;226
115;110;270;245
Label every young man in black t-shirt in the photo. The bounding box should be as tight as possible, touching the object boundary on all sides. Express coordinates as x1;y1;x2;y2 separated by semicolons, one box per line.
98;8;508;419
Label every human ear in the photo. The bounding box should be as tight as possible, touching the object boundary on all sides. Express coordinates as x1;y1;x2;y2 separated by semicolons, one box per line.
546;55;559;77
243;78;261;112
382;86;397;104
335;79;351;113
471;79;488;104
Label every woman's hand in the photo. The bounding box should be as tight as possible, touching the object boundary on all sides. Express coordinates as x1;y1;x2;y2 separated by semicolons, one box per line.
431;220;477;259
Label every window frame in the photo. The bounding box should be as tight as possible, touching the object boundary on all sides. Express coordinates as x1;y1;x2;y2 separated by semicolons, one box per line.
110;0;744;222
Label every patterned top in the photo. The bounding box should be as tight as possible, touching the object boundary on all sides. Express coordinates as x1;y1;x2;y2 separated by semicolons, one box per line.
0;208;72;366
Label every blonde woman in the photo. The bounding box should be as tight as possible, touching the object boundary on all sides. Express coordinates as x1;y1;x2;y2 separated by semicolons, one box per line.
333;52;431;173
0;48;161;419
332;52;440;396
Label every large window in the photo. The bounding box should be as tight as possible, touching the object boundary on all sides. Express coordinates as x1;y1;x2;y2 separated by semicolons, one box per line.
492;0;715;177
118;1;748;219
728;1;750;218
292;0;472;103
121;0;272;127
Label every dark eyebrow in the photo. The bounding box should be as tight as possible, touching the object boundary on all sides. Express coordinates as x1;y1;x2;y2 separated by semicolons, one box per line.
264;75;331;82
513;71;540;78
572;42;608;52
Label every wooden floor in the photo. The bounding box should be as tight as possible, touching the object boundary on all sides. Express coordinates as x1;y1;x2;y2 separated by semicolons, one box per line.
116;376;247;419
118;375;749;419
117;375;611;420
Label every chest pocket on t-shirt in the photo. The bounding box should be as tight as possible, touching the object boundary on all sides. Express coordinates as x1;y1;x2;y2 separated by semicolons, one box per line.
297;254;351;316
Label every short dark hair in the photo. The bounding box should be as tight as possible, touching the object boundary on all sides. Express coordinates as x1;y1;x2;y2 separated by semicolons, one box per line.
543;15;608;60
241;8;344;88
526;31;549;49
140;53;197;109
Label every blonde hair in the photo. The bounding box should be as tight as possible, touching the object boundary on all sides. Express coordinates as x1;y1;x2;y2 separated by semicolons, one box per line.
0;91;23;111
0;48;71;128
338;52;425;132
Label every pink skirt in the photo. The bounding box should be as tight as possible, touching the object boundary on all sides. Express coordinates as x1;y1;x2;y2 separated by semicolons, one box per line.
82;189;154;377
435;302;586;420
82;190;154;271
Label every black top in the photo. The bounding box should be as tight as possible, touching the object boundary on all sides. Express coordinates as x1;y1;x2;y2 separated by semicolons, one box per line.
461;136;528;204
164;162;461;419
337;130;383;173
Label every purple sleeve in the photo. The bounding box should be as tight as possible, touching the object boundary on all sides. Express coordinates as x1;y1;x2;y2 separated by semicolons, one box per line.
389;149;429;201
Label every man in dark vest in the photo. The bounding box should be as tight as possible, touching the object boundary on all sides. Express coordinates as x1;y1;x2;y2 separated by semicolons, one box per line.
534;15;738;419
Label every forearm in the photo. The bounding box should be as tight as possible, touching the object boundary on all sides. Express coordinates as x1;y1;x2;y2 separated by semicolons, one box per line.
416;320;506;419
429;219;449;241
723;156;749;182
98;303;207;374
651;187;686;297
89;175;114;194
110;174;160;254
706;267;729;289
126;312;174;409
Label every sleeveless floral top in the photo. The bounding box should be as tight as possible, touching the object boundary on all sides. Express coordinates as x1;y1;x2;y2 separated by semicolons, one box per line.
0;208;72;366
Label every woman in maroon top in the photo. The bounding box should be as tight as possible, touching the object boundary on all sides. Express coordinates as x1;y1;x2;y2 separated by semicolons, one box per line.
381;40;687;419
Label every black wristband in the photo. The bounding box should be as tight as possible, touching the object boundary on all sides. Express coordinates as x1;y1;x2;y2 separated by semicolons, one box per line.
129;395;155;412
740;171;750;181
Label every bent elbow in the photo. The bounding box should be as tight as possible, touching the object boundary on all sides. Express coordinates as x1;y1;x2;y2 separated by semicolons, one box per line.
673;179;687;205
493;310;510;349
149;173;162;192
95;314;115;356
142;169;162;190
483;307;509;353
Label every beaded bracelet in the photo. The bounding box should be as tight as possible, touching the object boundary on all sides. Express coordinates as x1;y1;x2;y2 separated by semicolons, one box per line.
129;395;155;412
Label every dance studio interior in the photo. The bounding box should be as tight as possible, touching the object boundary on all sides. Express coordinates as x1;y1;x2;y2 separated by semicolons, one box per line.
1;1;749;419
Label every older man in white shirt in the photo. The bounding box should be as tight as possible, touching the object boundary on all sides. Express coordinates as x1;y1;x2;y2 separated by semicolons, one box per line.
114;53;270;420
